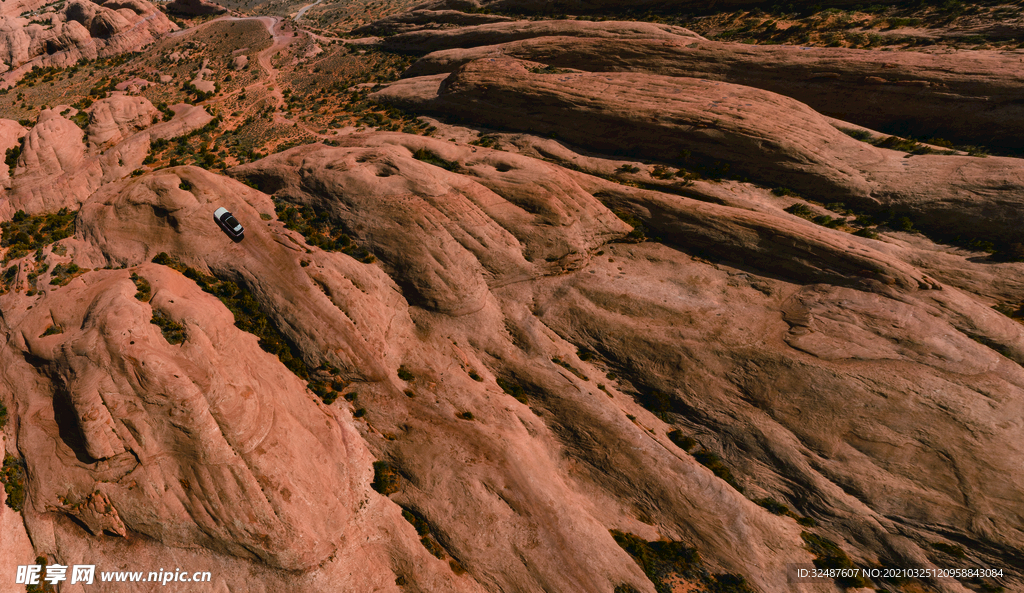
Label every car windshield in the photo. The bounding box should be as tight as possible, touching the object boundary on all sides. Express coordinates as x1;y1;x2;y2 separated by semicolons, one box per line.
223;215;240;229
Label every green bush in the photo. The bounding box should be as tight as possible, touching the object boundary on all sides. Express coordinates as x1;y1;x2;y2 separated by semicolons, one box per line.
613;209;646;242
151;311;186;344
784;203;815;219
0;207;75;263
371;461;401;495
497;377;528;404
667;429;697;451
412;148;460;172
1;454;26;512
0;402;7;428
801;532;871;588
401;508;447;559
397;365;415;381
40;325;63;337
611;530;755;593
273;198;375;263
130;273;152;301
49;262;86;286
693;449;743;492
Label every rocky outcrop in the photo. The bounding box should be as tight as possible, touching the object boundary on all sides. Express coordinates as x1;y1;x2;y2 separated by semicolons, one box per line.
2;102;213;217
0;0;175;83
379;18;702;53
0;127;1021;591
399;31;1024;151
353;8;515;36
165;0;227;16
86;94;160;148
375;58;1024;246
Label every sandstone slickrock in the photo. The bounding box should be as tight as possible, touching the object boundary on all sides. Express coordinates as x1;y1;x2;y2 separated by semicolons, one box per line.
353;8;515;36
1;100;212;218
86;94;160;148
378;18;702;53
165;0;228;16
1;3;1023;591
0;0;174;83
374;57;1024;246
0;122;1021;590
399;32;1024;151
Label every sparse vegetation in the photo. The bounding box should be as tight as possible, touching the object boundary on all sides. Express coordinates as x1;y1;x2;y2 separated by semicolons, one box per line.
1;453;27;512
131;273;152;301
613;209;647;243
48;262;87;286
412;148;461;172
152;252;309;377
1;208;75;263
693;448;743;492
611;530;755;593
667;429;698;451
497;377;528;404
801;532;871;589
151;310;186;344
754;497;817;526
397;365;415;381
551;356;588;380
273;198;376;263
40;325;63;337
402;508;447;560
371;461;401;495
930;542;967;559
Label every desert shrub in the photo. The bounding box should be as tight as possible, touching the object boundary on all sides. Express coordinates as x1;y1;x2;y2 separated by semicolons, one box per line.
1;454;26;511
131;273;152;301
872;135;932;154
371;461;401;495
40;325;63;337
613;209;646;242
151;311;186;344
650;165;677;179
1;208;75;262
801;532;871;588
412;148;460;172
273;198;375;262
611;530;755;593
693;449;743;492
930;542;967;559
48;262;86;286
496;377;528;404
667;429;698;451
784;203;815;219
397;365;415;381
0;402;7;428
551;356;587;380
5;143;21;175
401;509;447;559
469;135;498;148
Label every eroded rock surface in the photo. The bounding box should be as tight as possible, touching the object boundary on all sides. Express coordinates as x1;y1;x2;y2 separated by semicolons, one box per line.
376;58;1024;246
0;0;174;83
